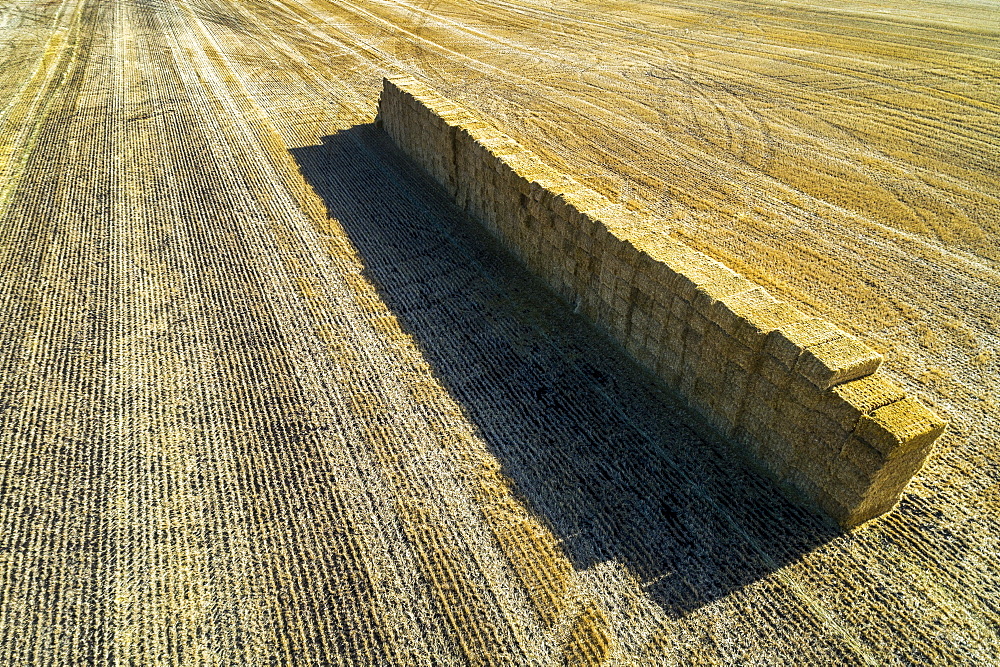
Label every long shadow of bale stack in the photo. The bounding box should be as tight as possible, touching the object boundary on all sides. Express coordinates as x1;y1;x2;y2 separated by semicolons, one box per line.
290;124;841;620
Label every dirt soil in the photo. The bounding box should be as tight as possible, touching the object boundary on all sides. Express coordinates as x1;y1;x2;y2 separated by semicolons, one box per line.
0;0;996;663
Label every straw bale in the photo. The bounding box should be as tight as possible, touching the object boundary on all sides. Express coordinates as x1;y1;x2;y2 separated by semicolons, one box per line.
853;396;946;458
631;249;662;287
716;370;749;421
656;252;721;303
455;119;498;141
753;375;785;408
775;399;814;442
815;491;854;527
667;254;756;309
527;166;566;194
642;312;666;347
701;321;729;353
497;153;536;181
704;406;736;437
679;361;701;398
654;350;684;389
609;306;630;337
666;292;690;321
801;411;851;455
870;451;937;498
691;374;721;413
587;205;633;238
597;230;631;264
436;107;475;125
695;357;727;388
575;214;606;248
637;234;699;265
839;435;885;473
844;468;924;526
688;311;711;338
820;373;907;431
732;301;805;349
629;331;652;364
786;374;827;411
693;273;756;312
822;480;863;511
556;187;609;216
508;149;533;174
784;467;825;504
741;394;778;432
525;195;550;222
706;287;775;336
764;318;843;370
613;259;639;289
379;77;950;531
645;291;670;323
388;74;424;90
591;292;614;322
831;459;874;494
597;259;620;292
795;334;882;389
554;277;574;303
758;434;793;476
616;281;636;309
720;336;756;374
459;139;489;168
657;303;684;345
544;182;587;213
758;353;792;388
475;135;522;158
628;281;653;312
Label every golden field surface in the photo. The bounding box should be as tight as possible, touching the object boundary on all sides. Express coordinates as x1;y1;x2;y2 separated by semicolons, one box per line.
0;0;996;663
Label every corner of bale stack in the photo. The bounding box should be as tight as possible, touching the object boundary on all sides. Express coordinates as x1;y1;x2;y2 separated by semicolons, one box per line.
827;394;947;528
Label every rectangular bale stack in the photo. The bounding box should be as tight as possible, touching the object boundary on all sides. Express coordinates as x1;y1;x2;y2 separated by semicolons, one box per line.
375;76;946;529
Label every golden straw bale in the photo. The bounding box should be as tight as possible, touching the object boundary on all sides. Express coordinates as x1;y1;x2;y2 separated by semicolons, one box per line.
784;467;825;506
801;411;851;455
821;480;863;513
723;336;757;373
635;234;698;268
795;335;882;390
758;433;794;476
555;187;610;216
821;373;908;431
830;460;874;494
701;321;729;353
496;153;537;181
475;135;522;157
706;287;776;336
588;205;635;238
668;254;756;310
785;375;826;411
854;397;947;458
733;301;805;349
758;353;792;388
764;318;843;370
750;375;784;408
455;119;497;141
839;435;886;475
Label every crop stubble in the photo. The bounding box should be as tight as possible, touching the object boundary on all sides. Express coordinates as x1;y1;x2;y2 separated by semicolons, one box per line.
0;0;996;664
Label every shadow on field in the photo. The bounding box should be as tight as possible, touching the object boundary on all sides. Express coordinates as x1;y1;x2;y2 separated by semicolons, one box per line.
289;124;838;618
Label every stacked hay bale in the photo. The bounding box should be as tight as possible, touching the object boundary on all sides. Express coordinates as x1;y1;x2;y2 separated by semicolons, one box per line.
377;76;946;529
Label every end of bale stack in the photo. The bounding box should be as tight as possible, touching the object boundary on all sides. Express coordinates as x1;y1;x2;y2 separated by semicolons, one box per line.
828;397;947;527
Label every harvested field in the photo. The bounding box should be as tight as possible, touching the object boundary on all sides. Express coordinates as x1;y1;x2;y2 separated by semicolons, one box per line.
0;0;996;664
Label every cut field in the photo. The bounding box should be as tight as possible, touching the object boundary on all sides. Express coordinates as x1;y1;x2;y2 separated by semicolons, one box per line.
0;0;996;664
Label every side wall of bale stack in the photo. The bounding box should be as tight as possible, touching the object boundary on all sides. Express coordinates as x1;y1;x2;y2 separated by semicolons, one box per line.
375;76;946;529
